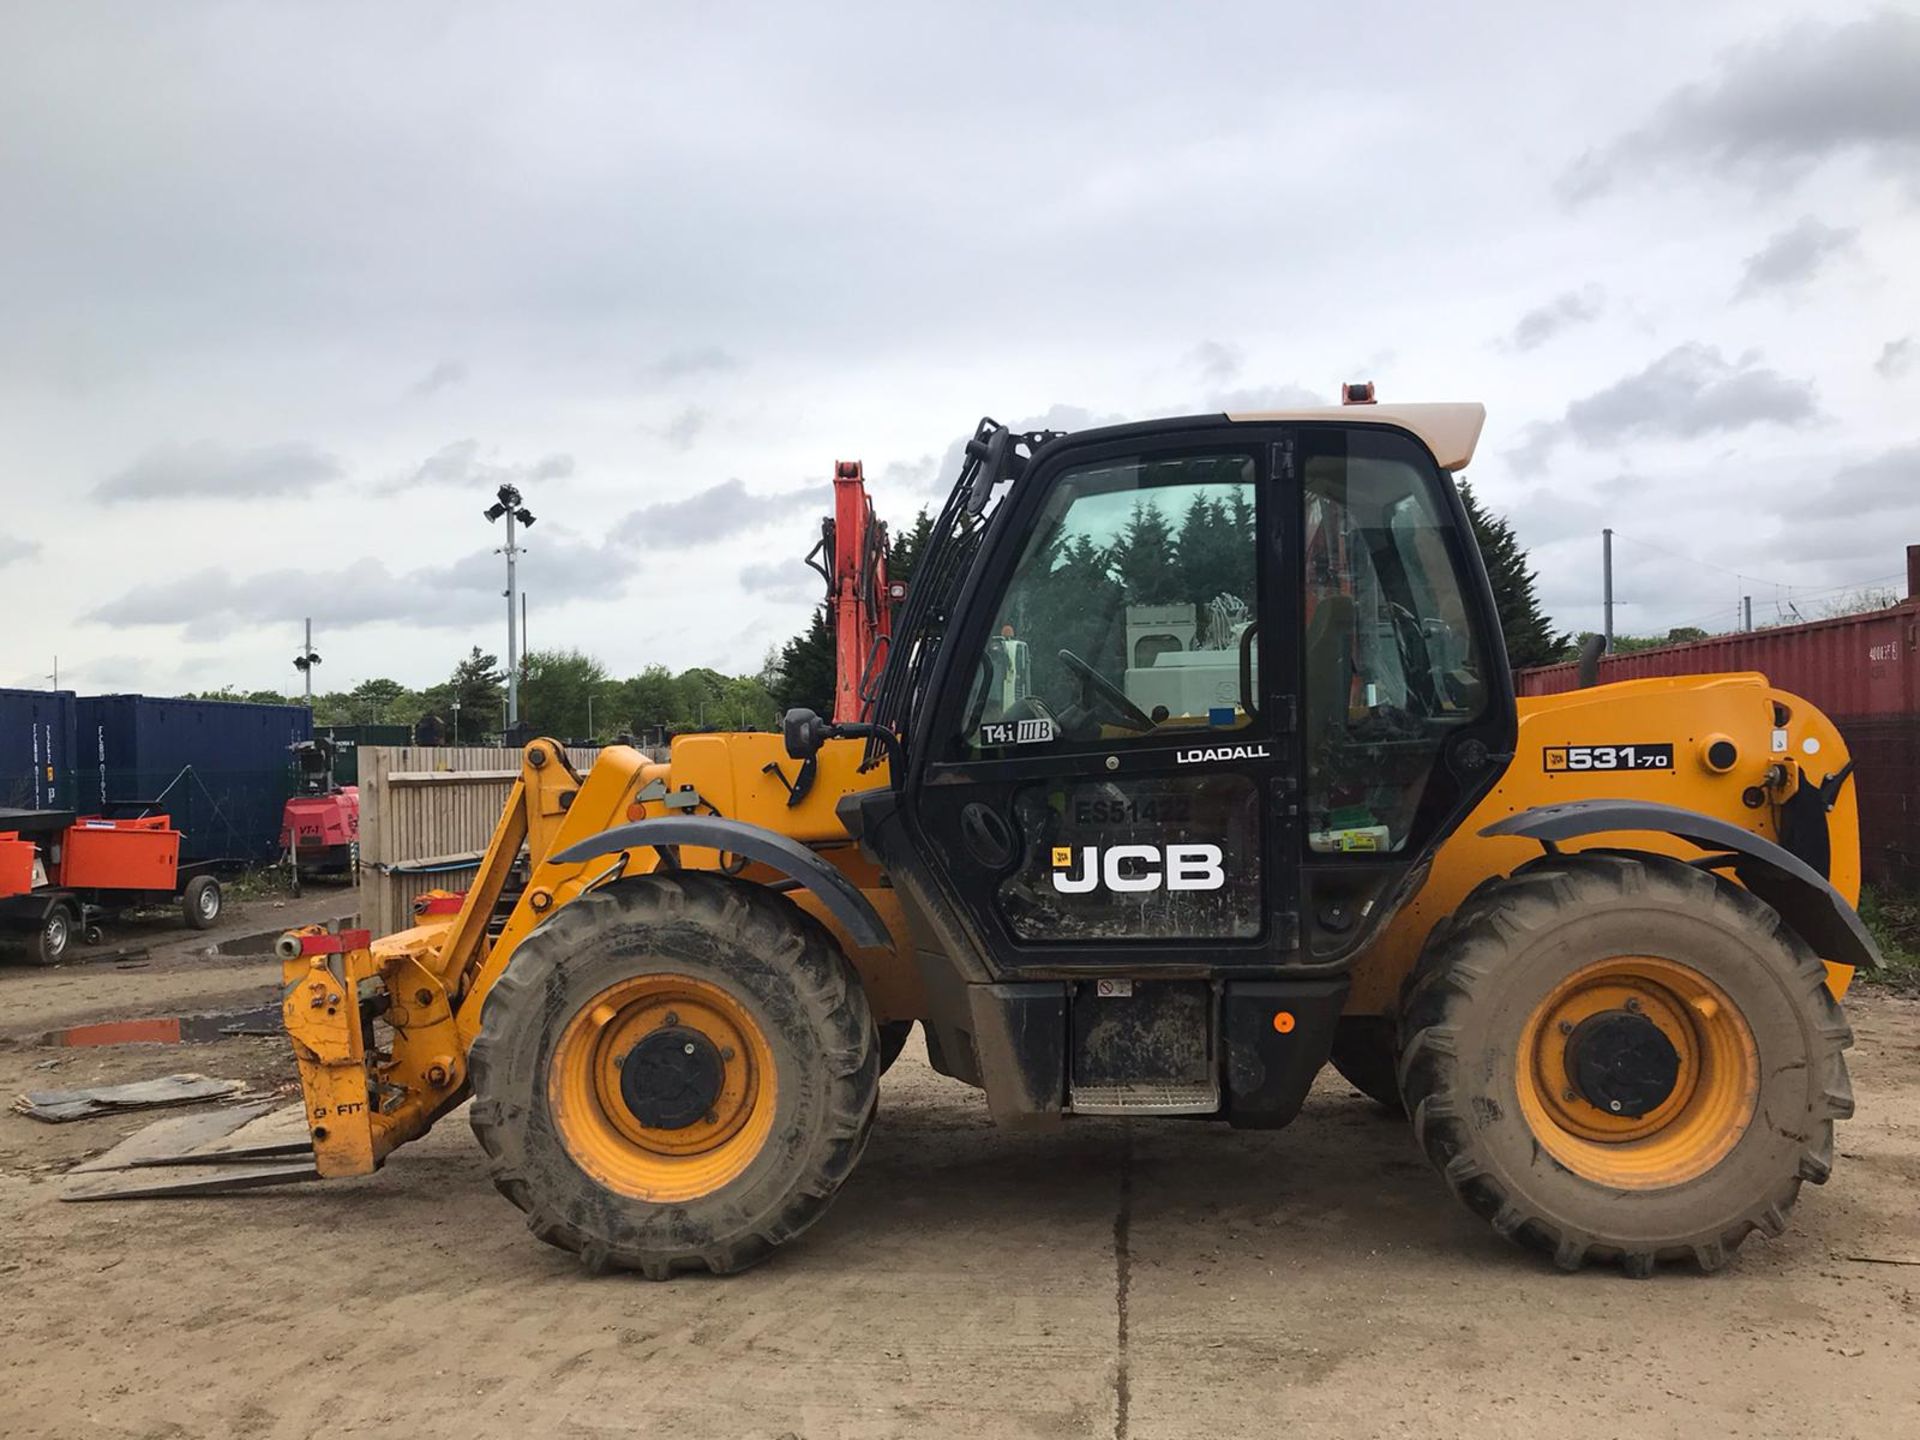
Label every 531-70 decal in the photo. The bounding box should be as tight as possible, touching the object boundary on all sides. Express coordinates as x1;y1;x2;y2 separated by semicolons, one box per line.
1544;743;1674;772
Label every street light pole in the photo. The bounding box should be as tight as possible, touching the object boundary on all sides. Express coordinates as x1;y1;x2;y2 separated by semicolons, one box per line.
504;506;519;725
293;619;321;705
1601;528;1614;651
484;484;537;728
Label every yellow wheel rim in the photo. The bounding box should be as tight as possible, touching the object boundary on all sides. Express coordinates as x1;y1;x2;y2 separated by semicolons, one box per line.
548;974;777;1203
1514;956;1758;1190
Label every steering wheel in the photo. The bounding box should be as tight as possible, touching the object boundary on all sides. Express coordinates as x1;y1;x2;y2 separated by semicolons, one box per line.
1057;648;1154;732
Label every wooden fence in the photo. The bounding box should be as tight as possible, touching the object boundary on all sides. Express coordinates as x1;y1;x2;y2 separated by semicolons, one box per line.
356;745;612;935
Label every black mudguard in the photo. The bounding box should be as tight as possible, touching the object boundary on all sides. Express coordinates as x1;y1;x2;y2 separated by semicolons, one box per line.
548;817;889;951
1482;800;1881;971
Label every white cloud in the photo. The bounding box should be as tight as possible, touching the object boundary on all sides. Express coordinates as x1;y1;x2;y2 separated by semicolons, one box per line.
1513;344;1820;470
95;440;342;503
400;439;574;492
407;358;468;397
1563;11;1920;200
1509;289;1604;351
1734;217;1856;300
650;347;739;380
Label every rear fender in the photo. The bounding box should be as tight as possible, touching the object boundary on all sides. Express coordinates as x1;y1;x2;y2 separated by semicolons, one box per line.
1482;800;1881;971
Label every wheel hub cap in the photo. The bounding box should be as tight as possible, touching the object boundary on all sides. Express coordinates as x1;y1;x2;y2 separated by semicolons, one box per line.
619;1026;725;1130
1563;1009;1681;1119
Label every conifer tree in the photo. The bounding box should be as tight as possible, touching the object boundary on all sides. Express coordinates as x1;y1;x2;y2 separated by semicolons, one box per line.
1457;482;1564;668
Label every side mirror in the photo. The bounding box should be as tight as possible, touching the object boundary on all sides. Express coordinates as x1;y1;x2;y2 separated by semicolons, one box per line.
782;706;906;775
782;708;833;760
963;423;1011;517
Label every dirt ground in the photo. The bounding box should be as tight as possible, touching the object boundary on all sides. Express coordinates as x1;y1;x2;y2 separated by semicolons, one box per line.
2;903;1917;1440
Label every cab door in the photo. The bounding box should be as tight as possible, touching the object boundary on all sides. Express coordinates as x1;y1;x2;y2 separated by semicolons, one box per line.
907;427;1300;976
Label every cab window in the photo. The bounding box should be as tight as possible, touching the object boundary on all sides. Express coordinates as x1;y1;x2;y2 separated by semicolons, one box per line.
958;452;1259;755
1302;438;1488;854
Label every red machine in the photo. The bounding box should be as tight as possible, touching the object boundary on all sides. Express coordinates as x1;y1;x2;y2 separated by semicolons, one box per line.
0;810;224;964
814;460;903;723
279;738;359;876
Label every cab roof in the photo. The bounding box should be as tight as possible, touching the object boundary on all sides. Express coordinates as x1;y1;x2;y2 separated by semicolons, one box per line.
1038;402;1487;474
1224;401;1486;471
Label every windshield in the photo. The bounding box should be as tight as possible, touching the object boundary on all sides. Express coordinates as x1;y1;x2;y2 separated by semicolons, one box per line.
957;452;1259;755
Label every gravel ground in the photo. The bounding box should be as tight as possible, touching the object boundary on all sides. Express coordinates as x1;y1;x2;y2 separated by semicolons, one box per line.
1;904;1915;1440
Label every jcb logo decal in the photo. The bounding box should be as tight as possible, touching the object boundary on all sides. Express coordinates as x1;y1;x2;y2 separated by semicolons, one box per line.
1051;844;1226;893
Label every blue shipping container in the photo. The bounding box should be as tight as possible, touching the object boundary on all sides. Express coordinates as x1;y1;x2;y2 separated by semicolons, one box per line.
76;695;313;863
0;688;78;812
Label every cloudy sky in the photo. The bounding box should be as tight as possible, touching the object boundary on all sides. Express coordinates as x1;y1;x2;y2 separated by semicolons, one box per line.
2;2;1916;696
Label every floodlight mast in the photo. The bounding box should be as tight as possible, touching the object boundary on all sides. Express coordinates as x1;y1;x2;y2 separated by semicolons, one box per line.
485;483;536;728
293;618;322;705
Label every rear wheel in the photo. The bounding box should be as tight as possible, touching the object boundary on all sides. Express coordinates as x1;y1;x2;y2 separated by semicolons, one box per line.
29;905;73;966
470;873;878;1278
1397;853;1853;1275
182;875;222;930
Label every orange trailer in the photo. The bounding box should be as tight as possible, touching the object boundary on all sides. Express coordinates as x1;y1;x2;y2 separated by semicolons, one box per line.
0;808;223;964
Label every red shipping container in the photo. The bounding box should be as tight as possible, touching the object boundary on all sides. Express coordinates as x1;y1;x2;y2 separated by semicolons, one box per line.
1518;600;1919;716
56;815;180;892
0;833;35;898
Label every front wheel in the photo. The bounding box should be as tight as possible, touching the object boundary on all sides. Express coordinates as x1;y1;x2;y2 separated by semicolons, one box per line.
182;875;222;930
29;905;73;966
1397;853;1853;1275
470;874;878;1278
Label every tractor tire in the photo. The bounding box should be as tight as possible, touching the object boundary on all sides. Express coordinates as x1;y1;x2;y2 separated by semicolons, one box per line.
182;875;222;930
877;1020;914;1077
1397;852;1853;1276
469;872;878;1279
1327;1017;1403;1113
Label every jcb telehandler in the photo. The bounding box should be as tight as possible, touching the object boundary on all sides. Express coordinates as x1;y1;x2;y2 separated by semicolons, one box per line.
111;396;1879;1278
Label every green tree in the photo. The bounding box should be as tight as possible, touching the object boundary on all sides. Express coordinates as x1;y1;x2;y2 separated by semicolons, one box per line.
309;690;355;726
887;507;935;585
1011;531;1126;702
770;608;835;717
518;648;609;740
1458;482;1564;670
347;678;410;724
715;674;778;731
1172;491;1254;631
181;687;297;706
445;647;504;741
609;664;687;738
1108;497;1183;605
1606;626;1714;655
